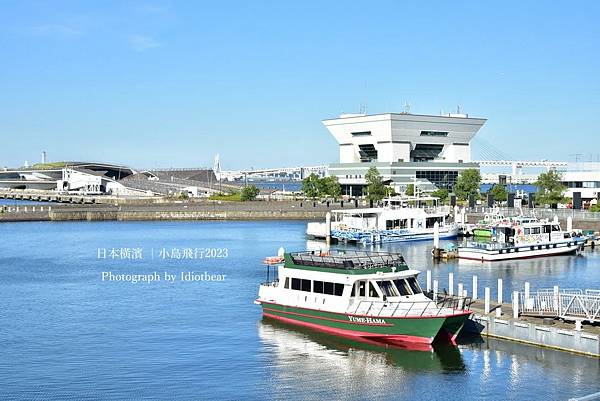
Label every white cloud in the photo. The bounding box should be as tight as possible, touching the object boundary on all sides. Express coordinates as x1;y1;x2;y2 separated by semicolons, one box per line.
128;34;162;51
136;4;169;14
29;24;83;37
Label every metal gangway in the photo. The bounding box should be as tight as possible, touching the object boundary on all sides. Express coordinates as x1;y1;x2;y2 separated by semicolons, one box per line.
516;288;600;323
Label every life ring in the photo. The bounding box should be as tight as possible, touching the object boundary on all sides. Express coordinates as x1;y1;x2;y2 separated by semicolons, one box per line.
263;256;285;264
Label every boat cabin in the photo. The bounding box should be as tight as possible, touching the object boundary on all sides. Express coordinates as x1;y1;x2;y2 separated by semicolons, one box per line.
260;251;429;313
492;220;569;246
330;207;449;232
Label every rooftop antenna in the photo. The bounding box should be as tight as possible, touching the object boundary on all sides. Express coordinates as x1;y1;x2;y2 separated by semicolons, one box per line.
457;105;462;114
213;153;221;180
403;101;411;114
569;153;583;163
359;101;367;115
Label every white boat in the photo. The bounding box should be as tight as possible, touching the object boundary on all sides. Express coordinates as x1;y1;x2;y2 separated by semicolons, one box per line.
458;219;584;261
306;196;458;244
256;250;472;345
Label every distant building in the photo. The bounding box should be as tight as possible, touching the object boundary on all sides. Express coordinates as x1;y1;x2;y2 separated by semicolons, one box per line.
323;112;486;196
481;165;600;203
561;170;600;202
0;162;222;197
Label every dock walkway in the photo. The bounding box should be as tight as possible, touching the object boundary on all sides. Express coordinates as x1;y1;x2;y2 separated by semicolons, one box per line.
463;297;600;357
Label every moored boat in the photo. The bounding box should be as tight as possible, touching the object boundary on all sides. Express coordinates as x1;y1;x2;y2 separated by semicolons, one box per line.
458;219;585;261
306;196;458;244
256;250;472;345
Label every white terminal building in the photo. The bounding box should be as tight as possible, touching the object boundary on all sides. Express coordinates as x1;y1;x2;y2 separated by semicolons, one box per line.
323;111;486;196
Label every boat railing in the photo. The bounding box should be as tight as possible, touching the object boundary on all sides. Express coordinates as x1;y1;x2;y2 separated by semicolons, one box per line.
349;295;471;318
290;250;407;270
464;241;505;251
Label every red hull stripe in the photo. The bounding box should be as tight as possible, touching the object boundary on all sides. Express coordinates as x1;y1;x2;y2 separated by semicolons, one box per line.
263;312;434;344
263;306;393;326
258;300;471;320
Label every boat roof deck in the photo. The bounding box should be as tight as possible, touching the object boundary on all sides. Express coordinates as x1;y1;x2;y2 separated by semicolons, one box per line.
288;250;407;271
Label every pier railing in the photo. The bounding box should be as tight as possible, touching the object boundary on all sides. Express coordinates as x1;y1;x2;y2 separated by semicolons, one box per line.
468;206;600;221
516;290;600;323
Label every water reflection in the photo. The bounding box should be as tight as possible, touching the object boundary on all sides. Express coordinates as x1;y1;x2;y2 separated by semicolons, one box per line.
258;318;600;400
259;317;466;373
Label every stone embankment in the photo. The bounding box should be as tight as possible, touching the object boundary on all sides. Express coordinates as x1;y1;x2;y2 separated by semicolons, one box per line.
0;200;345;222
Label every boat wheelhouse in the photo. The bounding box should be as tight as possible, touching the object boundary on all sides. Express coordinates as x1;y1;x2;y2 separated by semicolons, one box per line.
458;219;585;261
256;250;471;345
306;196;458;244
472;214;538;238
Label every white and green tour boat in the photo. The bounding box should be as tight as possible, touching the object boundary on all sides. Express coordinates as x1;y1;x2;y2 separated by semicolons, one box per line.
458;219;585;261
256;250;472;345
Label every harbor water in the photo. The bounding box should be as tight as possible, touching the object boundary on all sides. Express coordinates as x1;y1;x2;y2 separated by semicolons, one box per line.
1;220;599;400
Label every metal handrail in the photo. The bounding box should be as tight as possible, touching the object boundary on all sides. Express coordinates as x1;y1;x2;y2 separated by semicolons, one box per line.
349;298;470;318
517;291;600;323
290;250;407;270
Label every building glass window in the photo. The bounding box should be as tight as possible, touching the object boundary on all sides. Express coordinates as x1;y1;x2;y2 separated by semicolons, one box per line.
416;170;459;190
420;131;449;137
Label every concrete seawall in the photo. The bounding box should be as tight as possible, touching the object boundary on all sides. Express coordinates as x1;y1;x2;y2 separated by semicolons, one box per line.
1;205;329;222
464;313;599;357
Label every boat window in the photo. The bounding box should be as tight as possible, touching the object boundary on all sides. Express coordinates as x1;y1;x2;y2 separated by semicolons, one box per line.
543;225;551;234
406;277;422;294
377;280;399;297
334;283;344;296
284;278;289;289
552;225;560;231
393;279;412;296
358;281;366;297
368;282;380;298
351;284;356;297
324;282;334;295
314;280;324;294
291;278;311;292
524;228;530;235
531;227;541;234
291;278;301;290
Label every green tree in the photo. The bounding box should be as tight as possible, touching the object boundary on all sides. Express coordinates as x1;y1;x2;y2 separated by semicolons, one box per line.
320;176;341;199
405;184;415;196
488;184;507;202
302;173;321;198
535;170;565;206
365;166;387;201
431;188;449;202
454;169;481;200
240;185;260;201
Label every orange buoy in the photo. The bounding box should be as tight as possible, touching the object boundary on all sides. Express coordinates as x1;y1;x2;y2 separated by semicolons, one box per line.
263;256;285;265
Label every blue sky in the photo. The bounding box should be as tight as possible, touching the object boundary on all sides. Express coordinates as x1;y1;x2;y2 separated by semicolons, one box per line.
1;1;599;169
